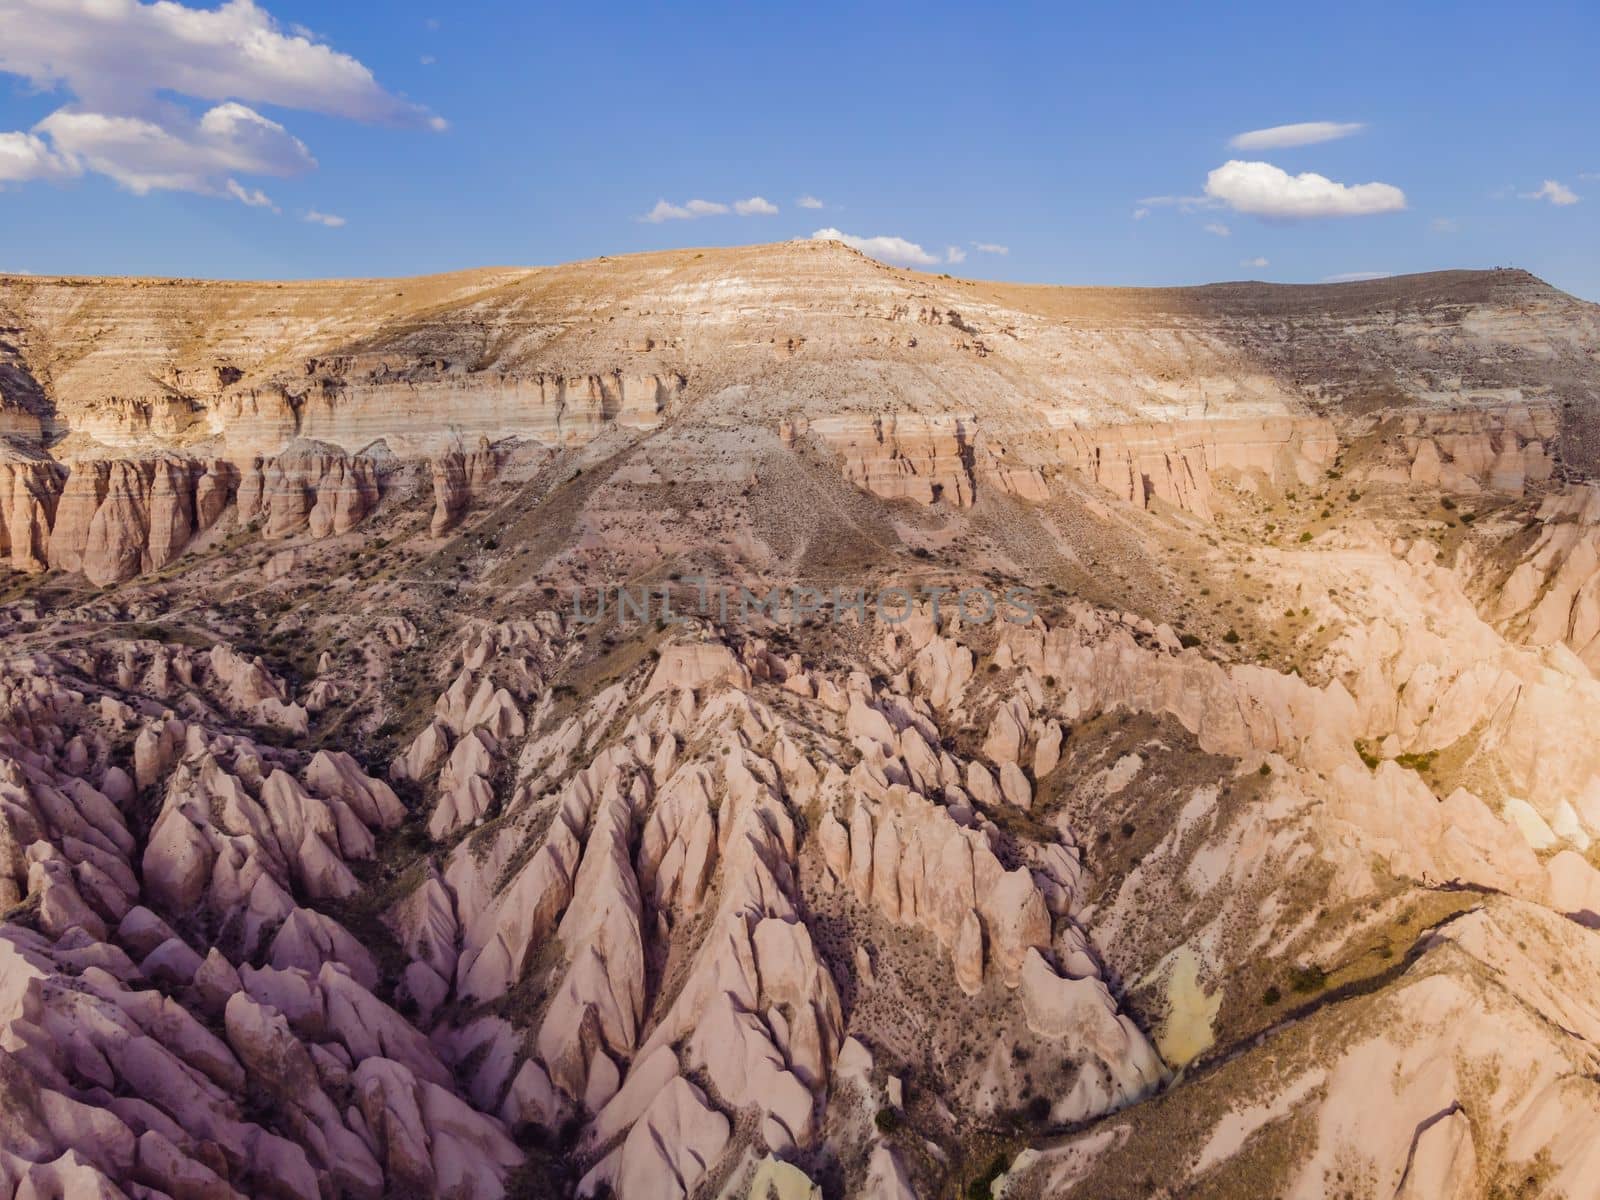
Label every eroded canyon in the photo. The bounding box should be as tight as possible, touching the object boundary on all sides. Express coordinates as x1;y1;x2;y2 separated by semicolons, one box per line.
2;240;1599;1199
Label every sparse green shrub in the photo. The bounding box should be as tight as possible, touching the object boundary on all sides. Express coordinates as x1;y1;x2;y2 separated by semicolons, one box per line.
1288;963;1327;994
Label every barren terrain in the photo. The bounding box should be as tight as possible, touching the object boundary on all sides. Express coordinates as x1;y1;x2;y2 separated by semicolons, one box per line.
2;240;1599;1199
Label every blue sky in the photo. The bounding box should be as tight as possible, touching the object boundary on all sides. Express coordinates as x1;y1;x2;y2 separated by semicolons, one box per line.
0;0;1595;297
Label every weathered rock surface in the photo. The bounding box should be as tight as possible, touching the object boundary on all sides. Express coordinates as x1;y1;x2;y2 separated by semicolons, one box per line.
4;246;1600;1199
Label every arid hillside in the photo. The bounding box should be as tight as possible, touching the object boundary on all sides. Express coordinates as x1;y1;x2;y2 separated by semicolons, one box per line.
2;242;1599;1200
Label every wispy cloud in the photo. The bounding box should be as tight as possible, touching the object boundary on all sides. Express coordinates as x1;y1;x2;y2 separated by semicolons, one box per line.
0;0;443;203
1430;217;1460;233
945;245;967;264
1136;193;1219;214
641;198;727;222
1205;160;1405;218
643;195;780;221
225;179;277;210
796;194;825;209
1240;256;1269;268
304;209;346;227
972;241;1009;255
811;227;939;267
1204;221;1231;237
1228;121;1366;151
1521;179;1578;206
1323;271;1392;283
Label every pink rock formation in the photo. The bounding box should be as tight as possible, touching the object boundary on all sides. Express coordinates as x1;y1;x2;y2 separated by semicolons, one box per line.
0;457;62;572
4;249;1600;1200
430;436;500;535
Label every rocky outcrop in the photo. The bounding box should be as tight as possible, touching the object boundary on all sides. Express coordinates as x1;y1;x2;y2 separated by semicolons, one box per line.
1475;484;1600;667
0;644;521;1200
799;412;1337;517
0;455;62;573
213;369;685;457
46;456;237;584
236;442;378;539
1051;415;1337;517
798;413;978;506
1354;404;1558;495
430;436;501;535
0;444;378;585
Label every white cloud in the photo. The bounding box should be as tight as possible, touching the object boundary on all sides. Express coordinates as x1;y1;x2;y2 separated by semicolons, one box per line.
1228;121;1365;151
1240;257;1269;268
1204;221;1231;237
0;0;440;125
1205;160;1406;218
645;195;783;221
1132;208;1149;220
36;102;314;196
641;197;733;222
225;178;276;209
797;194;824;209
1431;217;1460;233
1521;179;1578;206
420;54;436;66
1322;271;1392;283
810;227;939;267
304;209;345;227
642;200;691;222
0;130;79;182
945;245;967;264
972;241;1009;255
0;0;439;204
